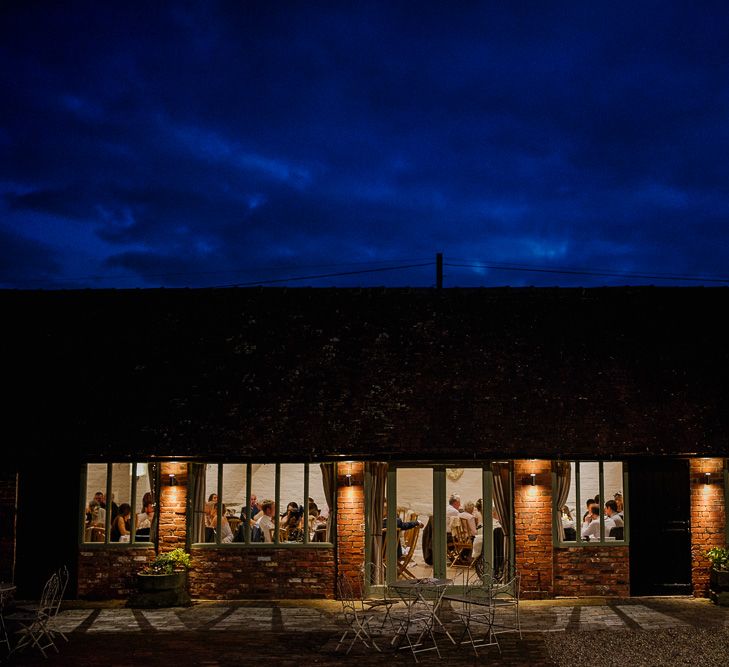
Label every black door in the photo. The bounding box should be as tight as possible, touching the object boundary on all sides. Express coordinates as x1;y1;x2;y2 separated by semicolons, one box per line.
15;459;80;598
629;458;692;595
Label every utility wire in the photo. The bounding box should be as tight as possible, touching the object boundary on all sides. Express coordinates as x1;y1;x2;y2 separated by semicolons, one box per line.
216;262;435;287
444;262;729;284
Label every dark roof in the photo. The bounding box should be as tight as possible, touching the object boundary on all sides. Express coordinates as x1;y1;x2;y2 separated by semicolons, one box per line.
3;287;728;463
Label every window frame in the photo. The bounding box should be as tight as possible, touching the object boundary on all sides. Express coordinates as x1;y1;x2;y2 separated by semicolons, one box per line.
189;462;335;549
364;461;514;592
552;460;629;547
724;459;729;546
79;462;159;548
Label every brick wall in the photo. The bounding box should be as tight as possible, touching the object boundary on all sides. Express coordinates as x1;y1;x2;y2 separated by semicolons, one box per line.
336;462;365;595
0;470;16;583
77;547;156;599
188;548;335;599
554;547;630;596
159;462;187;553
690;458;726;597
514;459;553;598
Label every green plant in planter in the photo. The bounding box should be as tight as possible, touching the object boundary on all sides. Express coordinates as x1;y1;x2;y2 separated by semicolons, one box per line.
140;548;192;575
707;547;729;571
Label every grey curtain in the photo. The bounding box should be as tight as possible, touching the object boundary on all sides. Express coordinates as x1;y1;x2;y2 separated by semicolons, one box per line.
365;462;388;585
320;462;337;543
553;461;572;541
491;462;511;580
149;462;159;550
189;463;206;545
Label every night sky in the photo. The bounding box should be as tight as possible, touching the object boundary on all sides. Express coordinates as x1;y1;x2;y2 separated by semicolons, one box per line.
2;2;729;289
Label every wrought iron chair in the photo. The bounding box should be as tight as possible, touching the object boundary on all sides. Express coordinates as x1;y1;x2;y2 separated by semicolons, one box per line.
451;583;499;657
335;575;382;655
6;571;60;659
489;570;522;641
358;563;399;629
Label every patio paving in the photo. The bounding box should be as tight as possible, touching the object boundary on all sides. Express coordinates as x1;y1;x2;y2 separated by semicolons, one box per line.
3;597;728;665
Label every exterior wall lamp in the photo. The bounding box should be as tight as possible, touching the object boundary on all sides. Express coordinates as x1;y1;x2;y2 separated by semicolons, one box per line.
168;473;178;486
704;472;711;485
529;473;537;486
345;462;353;486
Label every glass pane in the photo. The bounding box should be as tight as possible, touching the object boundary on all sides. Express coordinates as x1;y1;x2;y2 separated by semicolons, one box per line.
309;464;331;543
579;462;600;541
251;464;276;543
603;462;624;540
204;464;219;543
445;468;481;580
396;468;432;580
84;464;108;543
134;463;155;542
221;464;246;543
109;463;132;542
279;464;304;542
559;463;577;542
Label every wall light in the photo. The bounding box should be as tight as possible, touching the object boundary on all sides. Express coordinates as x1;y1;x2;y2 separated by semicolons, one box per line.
168;473;178;486
529;473;537;486
345;461;353;486
704;472;711;485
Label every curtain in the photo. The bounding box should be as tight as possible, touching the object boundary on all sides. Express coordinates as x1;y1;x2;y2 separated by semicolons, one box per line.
189;463;206;545
553;461;572;541
365;462;388;585
149;462;159;551
491;461;511;580
320;462;337;543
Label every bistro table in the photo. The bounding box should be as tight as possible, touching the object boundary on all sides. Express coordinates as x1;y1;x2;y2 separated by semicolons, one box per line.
0;582;16;655
389;578;455;660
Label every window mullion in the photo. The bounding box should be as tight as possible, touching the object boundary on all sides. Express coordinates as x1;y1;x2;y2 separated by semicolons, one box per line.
575;462;581;547
217;464;223;545
245;464;252;544
303;464;310;545
105;463;113;545
598;461;605;543
274;463;281;545
130;463;138;544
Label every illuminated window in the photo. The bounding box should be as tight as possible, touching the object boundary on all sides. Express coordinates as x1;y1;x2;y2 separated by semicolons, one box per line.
82;463;157;545
553;461;627;545
191;463;335;546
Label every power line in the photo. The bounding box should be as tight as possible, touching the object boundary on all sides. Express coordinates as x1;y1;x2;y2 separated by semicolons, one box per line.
214;262;435;288
444;262;729;284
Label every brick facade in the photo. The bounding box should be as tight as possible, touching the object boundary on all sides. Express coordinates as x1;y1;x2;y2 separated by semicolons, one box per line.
188;548;335;599
0;471;16;583
159;461;188;553
336;462;365;595
553;547;630;597
690;458;727;597
514;459;554;598
77;547;156;599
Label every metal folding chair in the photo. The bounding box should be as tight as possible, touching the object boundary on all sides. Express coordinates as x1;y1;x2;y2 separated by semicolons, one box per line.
489;571;522;641
335;575;382;655
452;584;499;657
6;571;60;659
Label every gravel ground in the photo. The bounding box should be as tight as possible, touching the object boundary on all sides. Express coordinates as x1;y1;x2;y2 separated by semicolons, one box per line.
545;627;729;667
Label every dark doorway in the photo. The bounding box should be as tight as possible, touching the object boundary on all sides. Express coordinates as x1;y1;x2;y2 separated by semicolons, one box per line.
629;458;692;595
15;460;79;599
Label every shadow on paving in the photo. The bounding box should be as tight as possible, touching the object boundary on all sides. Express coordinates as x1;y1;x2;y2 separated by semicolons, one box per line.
3;631;556;666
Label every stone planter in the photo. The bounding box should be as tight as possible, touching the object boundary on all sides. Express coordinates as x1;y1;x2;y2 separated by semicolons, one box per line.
128;572;191;608
709;567;729;606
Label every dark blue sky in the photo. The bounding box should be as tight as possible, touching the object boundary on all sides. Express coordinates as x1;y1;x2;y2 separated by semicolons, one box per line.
2;2;729;288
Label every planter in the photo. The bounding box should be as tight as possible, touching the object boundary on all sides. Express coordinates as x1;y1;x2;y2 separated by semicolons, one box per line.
128;572;191;608
709;567;729;607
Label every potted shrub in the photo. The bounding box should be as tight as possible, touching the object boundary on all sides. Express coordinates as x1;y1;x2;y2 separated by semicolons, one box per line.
128;548;192;608
707;546;729;606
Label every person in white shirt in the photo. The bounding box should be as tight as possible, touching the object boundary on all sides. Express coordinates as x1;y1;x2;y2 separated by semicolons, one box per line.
460;502;478;537
446;494;461;534
581;505;615;540
605;500;623;527
256;499;276;543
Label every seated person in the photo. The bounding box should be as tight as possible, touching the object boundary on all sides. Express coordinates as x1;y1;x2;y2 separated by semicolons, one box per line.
110;503;132;542
460;502;478;537
582;498;596;522
581;505;616;540
382;501;423;558
613;492;624;516
86;500;106;527
256;499;276;542
240;494;260;523
281;502;304;541
206;502;234;543
605;499;623;528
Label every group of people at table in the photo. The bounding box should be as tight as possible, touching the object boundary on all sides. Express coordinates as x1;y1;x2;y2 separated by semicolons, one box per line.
84;490;155;542
561;492;625;541
204;494;328;543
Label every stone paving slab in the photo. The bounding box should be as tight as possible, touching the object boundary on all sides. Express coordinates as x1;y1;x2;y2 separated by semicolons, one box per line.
4;598;728;666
